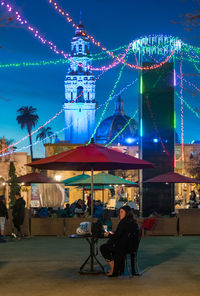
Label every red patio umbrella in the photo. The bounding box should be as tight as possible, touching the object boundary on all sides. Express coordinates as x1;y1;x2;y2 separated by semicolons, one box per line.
143;171;200;211
8;172;58;185
28;142;153;218
143;172;200;184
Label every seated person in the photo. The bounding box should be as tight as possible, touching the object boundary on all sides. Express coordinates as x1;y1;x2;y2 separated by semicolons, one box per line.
94;200;103;220
189;190;198;208
74;199;85;217
38;207;48;218
100;206;139;277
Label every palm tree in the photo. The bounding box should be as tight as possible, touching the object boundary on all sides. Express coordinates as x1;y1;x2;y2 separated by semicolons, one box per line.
36;127;54;143
16;106;39;159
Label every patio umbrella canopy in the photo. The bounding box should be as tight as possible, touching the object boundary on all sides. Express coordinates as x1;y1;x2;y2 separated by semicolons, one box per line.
143;172;200;184
27;143;153;171
28;142;153;218
67;172;138;187
61;173;90;185
14;172;58;185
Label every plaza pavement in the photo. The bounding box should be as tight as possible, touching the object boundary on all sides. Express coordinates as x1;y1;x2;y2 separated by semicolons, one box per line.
0;236;199;296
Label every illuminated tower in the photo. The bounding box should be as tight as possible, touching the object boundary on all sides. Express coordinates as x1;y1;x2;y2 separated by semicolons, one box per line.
64;22;96;143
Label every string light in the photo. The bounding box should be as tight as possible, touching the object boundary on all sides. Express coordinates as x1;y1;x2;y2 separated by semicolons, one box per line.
180;57;184;163
2;1;180;71
0;0;69;58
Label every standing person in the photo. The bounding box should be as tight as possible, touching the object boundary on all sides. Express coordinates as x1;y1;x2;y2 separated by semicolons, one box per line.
87;193;92;215
189;190;197;208
12;193;26;238
0;196;8;243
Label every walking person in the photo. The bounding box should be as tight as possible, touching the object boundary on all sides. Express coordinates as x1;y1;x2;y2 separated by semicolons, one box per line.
12;193;26;239
0;195;8;243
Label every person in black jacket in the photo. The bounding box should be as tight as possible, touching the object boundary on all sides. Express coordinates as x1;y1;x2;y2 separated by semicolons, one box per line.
0;195;8;242
12;193;26;238
100;205;139;277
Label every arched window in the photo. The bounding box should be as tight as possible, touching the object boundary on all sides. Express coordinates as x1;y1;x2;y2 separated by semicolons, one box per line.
77;86;84;102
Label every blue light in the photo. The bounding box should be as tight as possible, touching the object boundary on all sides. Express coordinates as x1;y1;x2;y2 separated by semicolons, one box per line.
153;138;159;143
126;137;136;144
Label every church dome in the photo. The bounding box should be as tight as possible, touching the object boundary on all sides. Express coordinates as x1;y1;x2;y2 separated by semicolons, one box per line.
95;96;138;145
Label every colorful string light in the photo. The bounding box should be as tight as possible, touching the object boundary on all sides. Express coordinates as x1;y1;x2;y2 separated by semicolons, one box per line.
180;56;184;163
1;1;179;71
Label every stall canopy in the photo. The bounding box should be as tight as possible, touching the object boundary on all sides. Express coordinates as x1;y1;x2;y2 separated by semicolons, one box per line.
61;173;90;185
67;172;138;187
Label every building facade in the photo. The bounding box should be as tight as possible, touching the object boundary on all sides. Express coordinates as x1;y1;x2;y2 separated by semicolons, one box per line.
64;23;96;143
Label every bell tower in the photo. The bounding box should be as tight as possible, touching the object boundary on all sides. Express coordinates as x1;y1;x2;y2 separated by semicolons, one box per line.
64;22;96;143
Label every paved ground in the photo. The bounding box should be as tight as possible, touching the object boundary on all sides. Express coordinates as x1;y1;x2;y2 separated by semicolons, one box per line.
0;236;200;296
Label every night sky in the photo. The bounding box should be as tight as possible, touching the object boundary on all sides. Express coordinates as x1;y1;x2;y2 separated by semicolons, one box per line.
0;0;200;157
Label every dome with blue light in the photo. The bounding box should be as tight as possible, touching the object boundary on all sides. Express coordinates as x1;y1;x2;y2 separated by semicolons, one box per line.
95;96;138;145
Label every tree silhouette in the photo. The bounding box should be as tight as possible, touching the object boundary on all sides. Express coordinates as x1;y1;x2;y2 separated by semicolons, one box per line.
36;127;54;143
8;162;21;207
16;106;39;159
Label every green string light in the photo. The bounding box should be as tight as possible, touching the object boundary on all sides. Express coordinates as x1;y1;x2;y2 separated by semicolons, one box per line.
105;109;138;147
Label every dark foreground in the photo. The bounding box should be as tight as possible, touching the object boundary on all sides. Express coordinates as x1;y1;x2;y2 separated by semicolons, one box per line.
0;236;200;296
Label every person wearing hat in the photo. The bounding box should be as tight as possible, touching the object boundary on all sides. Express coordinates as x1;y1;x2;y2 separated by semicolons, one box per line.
0;195;8;242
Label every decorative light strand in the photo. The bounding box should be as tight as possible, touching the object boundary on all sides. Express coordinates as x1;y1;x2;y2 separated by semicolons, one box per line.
180;57;184;163
175;92;200;119
0;0;69;58
0;0;130;72
48;0;178;70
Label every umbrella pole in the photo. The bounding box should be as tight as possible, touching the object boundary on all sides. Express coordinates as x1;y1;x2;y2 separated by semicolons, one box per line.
82;186;85;202
102;185;104;207
91;167;94;223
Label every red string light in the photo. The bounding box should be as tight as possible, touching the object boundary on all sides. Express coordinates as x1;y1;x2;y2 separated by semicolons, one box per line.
180;56;184;164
